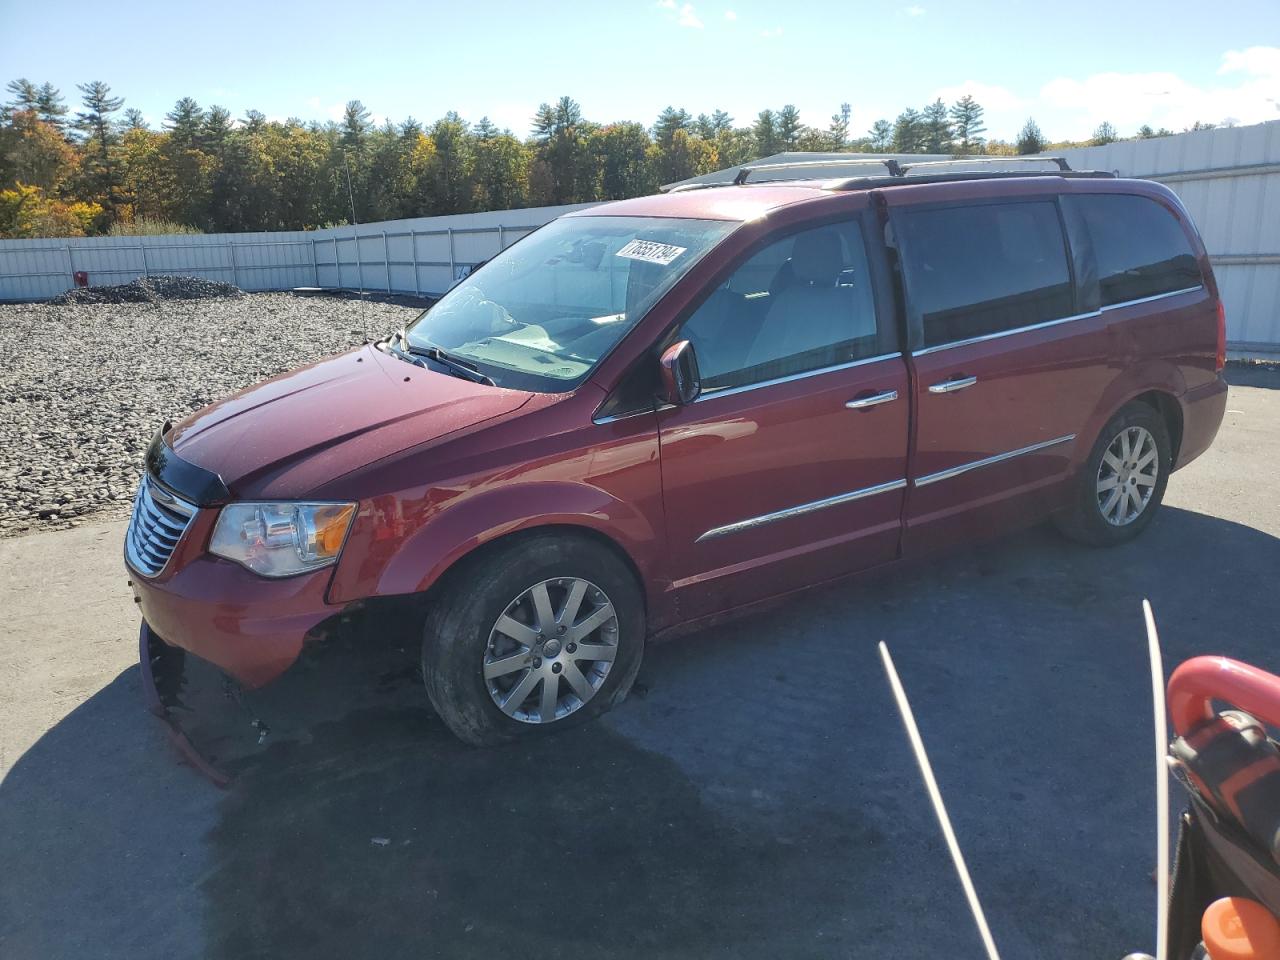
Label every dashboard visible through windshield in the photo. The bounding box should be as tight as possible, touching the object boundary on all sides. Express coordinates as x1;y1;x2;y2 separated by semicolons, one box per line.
404;215;737;392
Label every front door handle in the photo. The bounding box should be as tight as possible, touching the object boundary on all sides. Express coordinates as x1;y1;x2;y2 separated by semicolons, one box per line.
845;389;898;410
928;375;978;394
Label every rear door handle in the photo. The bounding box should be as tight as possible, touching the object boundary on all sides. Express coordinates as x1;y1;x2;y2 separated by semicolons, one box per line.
928;375;978;394
845;389;898;410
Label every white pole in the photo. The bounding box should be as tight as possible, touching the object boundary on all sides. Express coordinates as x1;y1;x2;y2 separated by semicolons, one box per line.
1143;599;1170;960
879;642;1002;960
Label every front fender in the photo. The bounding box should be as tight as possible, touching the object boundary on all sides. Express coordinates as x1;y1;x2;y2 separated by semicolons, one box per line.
328;480;666;609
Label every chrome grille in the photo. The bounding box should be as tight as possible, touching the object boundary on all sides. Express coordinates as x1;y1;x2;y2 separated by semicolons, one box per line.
125;474;197;577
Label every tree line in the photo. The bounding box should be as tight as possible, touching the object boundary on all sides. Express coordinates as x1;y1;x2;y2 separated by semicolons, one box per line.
0;78;1210;239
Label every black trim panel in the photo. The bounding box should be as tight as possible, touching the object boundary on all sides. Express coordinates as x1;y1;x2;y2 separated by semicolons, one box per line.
145;428;232;506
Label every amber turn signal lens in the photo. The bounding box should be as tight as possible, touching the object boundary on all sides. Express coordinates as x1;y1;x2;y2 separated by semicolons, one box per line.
312;503;356;557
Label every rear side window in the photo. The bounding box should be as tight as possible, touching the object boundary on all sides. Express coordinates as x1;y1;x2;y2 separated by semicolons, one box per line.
897;200;1074;349
1065;193;1202;306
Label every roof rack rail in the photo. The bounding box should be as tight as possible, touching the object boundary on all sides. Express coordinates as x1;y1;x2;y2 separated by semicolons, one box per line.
666;154;1110;193
899;156;1072;174
730;157;903;186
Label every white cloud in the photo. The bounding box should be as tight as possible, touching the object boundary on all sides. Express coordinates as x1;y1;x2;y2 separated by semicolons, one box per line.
1040;48;1280;139
759;26;783;38
904;5;925;15
656;0;676;7
724;9;737;20
677;3;703;27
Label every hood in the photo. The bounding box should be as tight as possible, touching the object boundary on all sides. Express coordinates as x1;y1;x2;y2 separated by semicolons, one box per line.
168;344;532;498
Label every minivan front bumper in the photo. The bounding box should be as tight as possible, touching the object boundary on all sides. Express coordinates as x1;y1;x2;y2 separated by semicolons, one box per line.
130;551;337;689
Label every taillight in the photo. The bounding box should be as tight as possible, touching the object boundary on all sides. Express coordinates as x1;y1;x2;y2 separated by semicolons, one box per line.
1215;301;1227;372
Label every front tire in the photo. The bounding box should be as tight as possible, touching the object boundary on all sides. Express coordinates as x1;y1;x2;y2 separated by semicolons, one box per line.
1054;401;1171;547
422;533;645;746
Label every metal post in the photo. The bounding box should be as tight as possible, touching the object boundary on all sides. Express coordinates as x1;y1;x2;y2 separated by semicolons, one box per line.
382;230;391;293
309;235;318;287
497;224;505;251
333;235;339;287
228;240;238;288
354;230;364;292
410;230;421;296
65;244;75;290
447;227;455;281
140;240;150;278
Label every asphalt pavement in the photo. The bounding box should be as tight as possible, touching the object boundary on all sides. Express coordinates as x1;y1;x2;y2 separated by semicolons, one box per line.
2;366;1277;960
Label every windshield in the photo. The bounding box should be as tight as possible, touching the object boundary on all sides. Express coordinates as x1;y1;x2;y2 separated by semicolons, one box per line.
404;215;737;392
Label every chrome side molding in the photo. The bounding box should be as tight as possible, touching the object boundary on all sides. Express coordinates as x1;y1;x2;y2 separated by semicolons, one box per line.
696;478;908;542
913;434;1076;488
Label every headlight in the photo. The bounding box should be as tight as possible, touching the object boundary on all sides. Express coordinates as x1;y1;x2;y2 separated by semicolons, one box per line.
210;502;357;578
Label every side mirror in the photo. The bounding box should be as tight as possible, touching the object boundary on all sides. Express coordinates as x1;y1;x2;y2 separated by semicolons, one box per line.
658;340;701;406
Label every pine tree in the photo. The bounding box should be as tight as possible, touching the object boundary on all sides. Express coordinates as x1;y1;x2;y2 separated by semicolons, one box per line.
75;81;125;215
828;103;851;149
1092;121;1118;145
35;83;68;134
892;108;925;153
753;109;778;157
652;106;691;148
341;100;372;150
921;99;952;154
1015;118;1047;155
164;97;204;145
776;104;802;150
241;110;266;134
948;95;986;154
122;108;148;131
867;119;893;152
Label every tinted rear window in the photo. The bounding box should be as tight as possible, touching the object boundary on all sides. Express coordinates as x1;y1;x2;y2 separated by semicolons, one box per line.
1065;193;1202;307
898;200;1074;348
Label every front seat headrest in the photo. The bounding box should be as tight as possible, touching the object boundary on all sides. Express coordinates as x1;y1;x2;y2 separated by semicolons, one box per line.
789;231;843;285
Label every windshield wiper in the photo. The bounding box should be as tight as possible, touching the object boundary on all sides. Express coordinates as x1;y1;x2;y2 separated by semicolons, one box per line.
393;330;496;386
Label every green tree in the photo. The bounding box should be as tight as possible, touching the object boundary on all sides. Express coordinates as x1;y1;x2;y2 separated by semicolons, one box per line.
341;100;372;150
828;102;851;149
867;119;893;152
752;109;779;157
473;130;529;210
74;81;125;216
948;95;986;154
652;106;691;148
1015;117;1047;155
530;96;592;204
35;83;68;135
651;128;716;187
122;108;148;131
921;99;952;154
776;104;803;150
2;110;76;192
592;122;654;199
427;111;474;214
892;108;925;153
1092;121;1118;145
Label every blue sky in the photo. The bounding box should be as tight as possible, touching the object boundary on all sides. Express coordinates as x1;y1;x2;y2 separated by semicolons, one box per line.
3;0;1277;142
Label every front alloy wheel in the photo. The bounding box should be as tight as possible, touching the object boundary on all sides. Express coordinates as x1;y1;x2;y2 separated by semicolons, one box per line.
1096;425;1159;526
483;578;619;723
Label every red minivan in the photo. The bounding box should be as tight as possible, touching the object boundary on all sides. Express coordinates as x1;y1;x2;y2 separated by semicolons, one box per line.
126;159;1228;745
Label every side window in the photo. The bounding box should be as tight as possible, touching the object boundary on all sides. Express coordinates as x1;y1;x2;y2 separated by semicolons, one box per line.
1065;193;1202;306
679;220;882;392
898;200;1074;349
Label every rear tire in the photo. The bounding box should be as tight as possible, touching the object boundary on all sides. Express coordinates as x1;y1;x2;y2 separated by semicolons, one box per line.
422;533;645;746
1053;401;1171;547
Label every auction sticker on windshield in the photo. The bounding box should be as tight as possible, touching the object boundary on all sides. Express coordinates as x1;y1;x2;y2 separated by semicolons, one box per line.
616;239;687;266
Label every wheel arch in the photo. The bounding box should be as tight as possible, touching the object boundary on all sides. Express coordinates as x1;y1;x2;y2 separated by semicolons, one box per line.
330;481;666;619
1076;362;1186;470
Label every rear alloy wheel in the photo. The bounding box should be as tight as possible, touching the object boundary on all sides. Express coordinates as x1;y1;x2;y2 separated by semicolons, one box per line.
422;534;644;746
483;577;620;724
1053;401;1171;547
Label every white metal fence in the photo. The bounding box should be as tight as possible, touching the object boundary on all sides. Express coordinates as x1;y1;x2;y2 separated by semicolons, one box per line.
0;203;597;303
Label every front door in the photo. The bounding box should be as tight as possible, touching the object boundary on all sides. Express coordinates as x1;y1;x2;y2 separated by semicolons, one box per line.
658;214;910;621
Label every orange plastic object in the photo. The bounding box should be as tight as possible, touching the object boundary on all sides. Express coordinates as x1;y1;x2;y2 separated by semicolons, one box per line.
1168;657;1280;737
1201;897;1280;960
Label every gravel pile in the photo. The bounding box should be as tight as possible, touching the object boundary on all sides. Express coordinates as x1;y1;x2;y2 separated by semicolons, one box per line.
0;293;422;538
50;274;246;306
